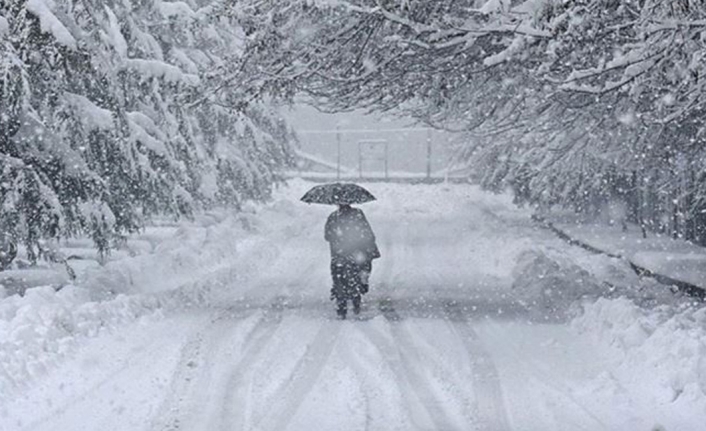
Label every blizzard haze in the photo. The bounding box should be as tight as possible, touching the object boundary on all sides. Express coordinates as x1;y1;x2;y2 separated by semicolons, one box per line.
2;1;706;431
282;105;455;175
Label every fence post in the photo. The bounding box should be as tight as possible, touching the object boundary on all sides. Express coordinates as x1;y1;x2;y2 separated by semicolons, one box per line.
385;141;389;180
426;128;432;180
358;142;362;179
336;125;341;180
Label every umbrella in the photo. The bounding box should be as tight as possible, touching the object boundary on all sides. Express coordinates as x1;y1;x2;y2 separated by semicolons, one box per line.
301;182;376;205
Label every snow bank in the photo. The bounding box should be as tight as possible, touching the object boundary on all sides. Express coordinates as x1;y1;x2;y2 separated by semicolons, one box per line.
573;297;706;428
0;267;72;297
79;211;275;300
0;193;301;403
509;240;706;427
511;248;606;319
0;286;162;397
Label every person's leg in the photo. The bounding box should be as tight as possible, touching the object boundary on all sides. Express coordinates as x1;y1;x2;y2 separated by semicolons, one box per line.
352;294;361;315
331;258;348;318
343;259;361;294
330;258;342;299
359;260;372;294
336;297;347;319
343;260;362;314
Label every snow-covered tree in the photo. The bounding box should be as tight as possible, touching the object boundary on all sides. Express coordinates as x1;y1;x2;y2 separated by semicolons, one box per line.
226;0;706;244
0;0;294;259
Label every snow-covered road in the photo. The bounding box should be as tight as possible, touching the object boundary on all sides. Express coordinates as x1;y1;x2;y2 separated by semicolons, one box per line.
2;181;704;431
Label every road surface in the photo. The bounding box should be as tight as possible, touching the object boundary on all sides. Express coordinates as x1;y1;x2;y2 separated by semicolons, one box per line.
2;182;691;431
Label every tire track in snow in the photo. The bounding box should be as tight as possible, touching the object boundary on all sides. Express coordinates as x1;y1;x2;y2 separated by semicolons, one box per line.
372;217;441;429
216;297;288;431
153;329;208;431
359;217;437;429
443;301;512;431
336;336;380;431
151;306;261;431
253;320;342;431
378;292;482;427
417;235;512;431
367;218;467;430
217;258;326;430
477;321;610;431
152;257;322;431
358;321;463;431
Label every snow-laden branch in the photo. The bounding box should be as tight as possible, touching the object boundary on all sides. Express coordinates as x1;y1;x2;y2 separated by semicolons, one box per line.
25;0;77;49
123;59;201;86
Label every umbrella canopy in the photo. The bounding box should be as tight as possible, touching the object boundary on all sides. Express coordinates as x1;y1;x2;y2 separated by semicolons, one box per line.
301;182;376;205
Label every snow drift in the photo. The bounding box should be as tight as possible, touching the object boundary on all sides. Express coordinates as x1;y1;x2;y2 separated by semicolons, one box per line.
0;195;302;403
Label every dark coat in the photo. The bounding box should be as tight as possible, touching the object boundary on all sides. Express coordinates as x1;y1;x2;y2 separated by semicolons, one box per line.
324;205;380;263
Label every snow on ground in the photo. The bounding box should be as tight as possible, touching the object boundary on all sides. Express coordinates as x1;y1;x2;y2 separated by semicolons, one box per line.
0;197;295;404
1;180;705;430
570;298;706;430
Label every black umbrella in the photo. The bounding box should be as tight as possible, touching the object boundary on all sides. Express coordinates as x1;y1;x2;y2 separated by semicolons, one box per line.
301;182;376;205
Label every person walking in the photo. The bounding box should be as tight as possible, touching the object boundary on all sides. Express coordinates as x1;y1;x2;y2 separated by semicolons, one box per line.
300;182;379;319
325;204;379;318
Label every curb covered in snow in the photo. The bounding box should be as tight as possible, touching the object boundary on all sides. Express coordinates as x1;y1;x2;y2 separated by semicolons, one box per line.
533;215;706;300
